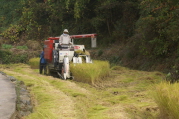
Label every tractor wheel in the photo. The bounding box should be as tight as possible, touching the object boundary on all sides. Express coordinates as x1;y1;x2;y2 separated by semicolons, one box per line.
70;72;74;80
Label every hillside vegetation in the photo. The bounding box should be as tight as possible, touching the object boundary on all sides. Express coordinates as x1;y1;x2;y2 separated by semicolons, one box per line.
1;0;179;72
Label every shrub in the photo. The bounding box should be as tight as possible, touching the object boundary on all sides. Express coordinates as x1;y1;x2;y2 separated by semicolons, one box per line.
26;40;42;50
109;56;120;64
154;82;179;119
166;66;179;83
97;50;103;56
111;66;125;70
70;60;110;85
0;50;28;64
29;58;40;69
14;54;28;63
0;50;12;64
16;45;28;50
1;44;13;49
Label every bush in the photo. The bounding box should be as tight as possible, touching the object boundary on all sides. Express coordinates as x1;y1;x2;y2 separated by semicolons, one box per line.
29;58;40;69
26;40;42;50
16;45;28;50
70;60;110;85
97;50;103;56
0;50;12;64
166;66;179;83
0;50;28;64
154;82;179;119
14;54;28;63
1;44;13;49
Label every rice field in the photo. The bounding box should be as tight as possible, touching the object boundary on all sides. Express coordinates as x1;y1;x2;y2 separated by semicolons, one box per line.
0;63;167;119
70;60;110;84
27;57;179;119
28;57;110;85
28;58;40;69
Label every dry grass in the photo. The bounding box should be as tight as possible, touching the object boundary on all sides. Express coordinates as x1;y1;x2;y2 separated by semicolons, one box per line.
153;82;179;119
93;66;164;119
26;40;42;50
70;60;110;85
28;58;39;69
75;50;90;55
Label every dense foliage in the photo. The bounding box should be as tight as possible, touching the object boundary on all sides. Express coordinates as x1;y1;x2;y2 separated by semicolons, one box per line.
136;0;179;58
0;0;179;69
0;50;28;64
0;0;139;44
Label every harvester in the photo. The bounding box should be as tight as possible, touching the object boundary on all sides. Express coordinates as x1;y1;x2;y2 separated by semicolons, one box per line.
43;33;97;79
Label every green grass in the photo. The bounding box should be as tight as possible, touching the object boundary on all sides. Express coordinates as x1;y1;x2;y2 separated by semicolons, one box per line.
16;45;28;50
1;44;13;49
107;95;129;104
153;82;179;119
88;105;107;119
70;60;110;85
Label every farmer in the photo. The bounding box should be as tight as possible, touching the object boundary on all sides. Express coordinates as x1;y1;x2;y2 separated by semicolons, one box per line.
59;29;72;45
39;48;47;74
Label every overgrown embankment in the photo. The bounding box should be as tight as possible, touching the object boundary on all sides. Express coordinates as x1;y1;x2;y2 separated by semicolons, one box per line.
1;0;179;71
0;43;41;64
90;42;178;74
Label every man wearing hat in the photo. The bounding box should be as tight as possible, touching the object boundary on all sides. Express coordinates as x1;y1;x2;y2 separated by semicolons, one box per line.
59;29;72;45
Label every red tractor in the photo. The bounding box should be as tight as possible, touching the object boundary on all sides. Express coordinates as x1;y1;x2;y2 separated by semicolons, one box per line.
43;33;97;79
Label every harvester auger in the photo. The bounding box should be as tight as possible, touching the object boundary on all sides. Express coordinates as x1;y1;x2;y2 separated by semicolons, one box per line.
43;33;97;80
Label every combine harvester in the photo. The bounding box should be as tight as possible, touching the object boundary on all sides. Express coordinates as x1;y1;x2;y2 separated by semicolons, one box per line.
44;33;97;79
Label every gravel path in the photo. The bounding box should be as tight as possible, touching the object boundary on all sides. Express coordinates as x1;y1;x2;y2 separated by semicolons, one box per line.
0;73;16;119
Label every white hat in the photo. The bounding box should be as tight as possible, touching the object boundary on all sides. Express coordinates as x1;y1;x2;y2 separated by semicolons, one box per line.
63;29;69;33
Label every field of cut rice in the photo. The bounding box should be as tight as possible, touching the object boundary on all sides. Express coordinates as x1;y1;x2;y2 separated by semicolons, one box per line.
0;63;166;119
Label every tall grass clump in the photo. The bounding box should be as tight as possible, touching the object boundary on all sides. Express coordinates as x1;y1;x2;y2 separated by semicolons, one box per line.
29;58;40;69
70;60;110;85
153;82;179;119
